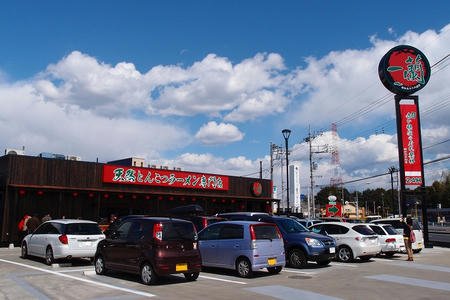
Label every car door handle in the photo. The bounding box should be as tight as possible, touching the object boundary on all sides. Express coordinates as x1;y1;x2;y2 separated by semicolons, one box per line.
234;244;240;248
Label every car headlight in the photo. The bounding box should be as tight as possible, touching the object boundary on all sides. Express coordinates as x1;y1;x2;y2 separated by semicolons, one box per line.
305;238;322;247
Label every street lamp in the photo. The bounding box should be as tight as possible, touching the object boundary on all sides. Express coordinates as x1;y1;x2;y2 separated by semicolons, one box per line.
282;129;291;213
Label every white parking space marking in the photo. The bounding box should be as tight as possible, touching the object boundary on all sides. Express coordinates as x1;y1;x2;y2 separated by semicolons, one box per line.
58;268;94;273
329;262;358;268
245;285;343;300
282;268;317;276
0;259;155;298
366;274;450;292
199;274;247;284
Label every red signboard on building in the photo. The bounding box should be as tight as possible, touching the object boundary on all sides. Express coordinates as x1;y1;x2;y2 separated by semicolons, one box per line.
326;204;342;217
103;165;229;191
400;103;423;186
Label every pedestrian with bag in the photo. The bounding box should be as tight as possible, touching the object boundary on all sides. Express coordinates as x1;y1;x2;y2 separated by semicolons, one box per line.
402;217;415;261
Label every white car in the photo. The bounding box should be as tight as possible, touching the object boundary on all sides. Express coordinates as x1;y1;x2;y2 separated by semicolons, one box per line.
368;224;405;256
309;222;381;262
370;218;424;253
21;219;105;265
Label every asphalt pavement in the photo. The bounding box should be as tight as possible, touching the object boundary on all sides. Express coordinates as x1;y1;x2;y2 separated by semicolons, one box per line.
1;246;449;300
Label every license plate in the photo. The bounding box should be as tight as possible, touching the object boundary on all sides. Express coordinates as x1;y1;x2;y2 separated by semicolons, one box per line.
176;263;188;271
267;258;276;265
418;243;422;248
82;241;92;247
329;247;335;253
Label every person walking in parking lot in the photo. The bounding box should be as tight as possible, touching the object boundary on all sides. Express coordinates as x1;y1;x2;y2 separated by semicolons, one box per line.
402;217;414;261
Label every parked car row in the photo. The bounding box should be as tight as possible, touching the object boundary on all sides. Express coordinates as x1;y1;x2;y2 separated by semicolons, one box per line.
19;213;422;286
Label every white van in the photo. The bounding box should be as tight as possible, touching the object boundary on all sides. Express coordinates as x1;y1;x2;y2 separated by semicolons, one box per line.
370;218;423;252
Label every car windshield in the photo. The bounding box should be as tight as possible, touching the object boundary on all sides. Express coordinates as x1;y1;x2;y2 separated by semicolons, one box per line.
163;222;196;241
64;223;103;235
277;218;308;233
352;225;376;235
383;225;398;235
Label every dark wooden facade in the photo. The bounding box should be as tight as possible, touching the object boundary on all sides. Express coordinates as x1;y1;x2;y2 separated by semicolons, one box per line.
0;155;276;243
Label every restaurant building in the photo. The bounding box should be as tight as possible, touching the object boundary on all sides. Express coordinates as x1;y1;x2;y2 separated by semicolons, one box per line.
0;154;276;244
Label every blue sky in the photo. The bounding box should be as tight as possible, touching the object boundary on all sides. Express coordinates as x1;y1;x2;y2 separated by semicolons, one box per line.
1;1;449;193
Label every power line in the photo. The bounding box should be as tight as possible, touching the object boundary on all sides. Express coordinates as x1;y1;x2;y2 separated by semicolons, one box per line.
423;139;450;150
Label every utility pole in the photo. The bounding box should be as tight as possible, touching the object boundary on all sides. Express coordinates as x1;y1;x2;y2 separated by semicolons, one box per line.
304;125;326;218
388;166;397;215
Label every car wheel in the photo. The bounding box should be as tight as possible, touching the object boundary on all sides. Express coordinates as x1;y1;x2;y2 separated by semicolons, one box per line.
337;246;353;263
360;256;372;261
413;249;422;254
385;252;395;257
140;263;158;285
45;247;54;266
236;258;253;278
184;272;199;281
267;266;282;274
94;255;107;275
317;259;331;266
21;242;28;259
288;249;307;268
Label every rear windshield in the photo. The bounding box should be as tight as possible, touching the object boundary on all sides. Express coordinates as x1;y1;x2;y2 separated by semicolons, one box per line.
383;225;398;235
352;225;376;235
252;225;280;240
64;223;103;235
277;218;308;233
163;222;196;241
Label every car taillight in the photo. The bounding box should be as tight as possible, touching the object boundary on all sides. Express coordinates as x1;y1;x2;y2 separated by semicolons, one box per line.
202;218;208;229
275;225;283;239
250;225;256;240
385;238;395;243
355;237;360;241
59;234;68;244
153;223;163;241
249;225;257;249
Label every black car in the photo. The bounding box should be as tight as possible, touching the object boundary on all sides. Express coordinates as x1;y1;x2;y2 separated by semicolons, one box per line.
94;217;202;285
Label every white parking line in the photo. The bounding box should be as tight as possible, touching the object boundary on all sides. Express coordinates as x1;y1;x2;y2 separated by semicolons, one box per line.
199;274;247;285
0;259;155;298
282;268;317;276
329;262;358;268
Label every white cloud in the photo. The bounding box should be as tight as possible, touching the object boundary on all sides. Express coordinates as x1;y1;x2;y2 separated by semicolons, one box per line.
0;81;191;162
195;121;244;145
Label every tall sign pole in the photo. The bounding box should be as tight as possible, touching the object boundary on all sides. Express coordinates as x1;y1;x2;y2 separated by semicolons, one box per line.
379;45;432;248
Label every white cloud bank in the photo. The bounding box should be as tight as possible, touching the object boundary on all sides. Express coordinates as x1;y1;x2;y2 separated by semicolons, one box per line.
0;23;448;188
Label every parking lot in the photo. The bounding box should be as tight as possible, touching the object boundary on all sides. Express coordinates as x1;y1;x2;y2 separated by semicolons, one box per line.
1;246;449;300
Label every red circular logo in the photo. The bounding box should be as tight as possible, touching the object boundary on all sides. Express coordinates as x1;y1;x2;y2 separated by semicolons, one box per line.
251;182;263;197
379;45;430;95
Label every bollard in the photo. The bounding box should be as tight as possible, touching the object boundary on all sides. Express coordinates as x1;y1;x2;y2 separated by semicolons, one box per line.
9;243;14;249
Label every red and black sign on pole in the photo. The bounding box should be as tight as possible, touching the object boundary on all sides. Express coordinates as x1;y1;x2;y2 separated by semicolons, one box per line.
379;44;431;247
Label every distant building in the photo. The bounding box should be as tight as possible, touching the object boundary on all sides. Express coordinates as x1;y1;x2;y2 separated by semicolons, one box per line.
289;164;301;213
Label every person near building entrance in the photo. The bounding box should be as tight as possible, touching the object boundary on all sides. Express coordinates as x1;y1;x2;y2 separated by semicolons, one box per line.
18;214;31;241
26;214;41;234
402;217;414;261
41;213;52;223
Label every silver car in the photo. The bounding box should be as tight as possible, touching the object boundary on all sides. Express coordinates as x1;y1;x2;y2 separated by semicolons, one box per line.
21;219;105;265
198;221;285;278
